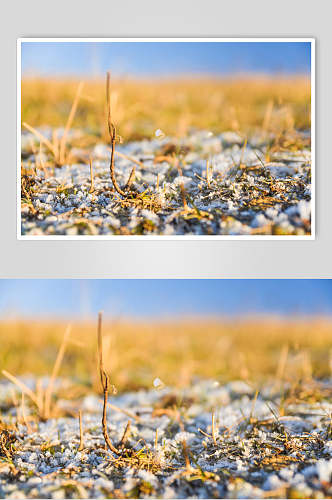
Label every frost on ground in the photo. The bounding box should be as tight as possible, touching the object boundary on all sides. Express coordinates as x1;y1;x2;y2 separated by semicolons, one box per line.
21;129;312;236
0;377;331;499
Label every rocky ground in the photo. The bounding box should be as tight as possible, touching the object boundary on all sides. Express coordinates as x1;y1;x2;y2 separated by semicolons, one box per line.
0;377;331;498
20;129;312;236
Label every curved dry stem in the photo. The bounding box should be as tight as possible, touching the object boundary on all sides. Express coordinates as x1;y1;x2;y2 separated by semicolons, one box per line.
101;370;120;455
106;72;138;198
106;72;127;197
110;137;127;197
97;311;120;456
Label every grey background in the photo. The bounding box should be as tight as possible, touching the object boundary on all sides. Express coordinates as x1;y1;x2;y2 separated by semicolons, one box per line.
1;0;330;278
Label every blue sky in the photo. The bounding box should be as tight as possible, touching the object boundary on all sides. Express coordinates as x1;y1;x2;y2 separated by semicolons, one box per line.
0;280;330;320
21;41;311;78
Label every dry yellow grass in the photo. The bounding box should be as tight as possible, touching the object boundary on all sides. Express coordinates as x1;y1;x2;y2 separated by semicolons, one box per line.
21;76;311;143
0;318;330;392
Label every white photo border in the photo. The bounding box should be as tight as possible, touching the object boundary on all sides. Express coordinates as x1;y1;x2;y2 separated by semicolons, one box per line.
17;37;315;241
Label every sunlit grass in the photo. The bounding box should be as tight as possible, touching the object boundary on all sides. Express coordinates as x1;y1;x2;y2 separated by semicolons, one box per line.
21;76;311;143
0;318;329;392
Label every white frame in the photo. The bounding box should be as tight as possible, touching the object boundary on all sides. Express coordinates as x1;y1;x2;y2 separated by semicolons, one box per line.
17;37;315;240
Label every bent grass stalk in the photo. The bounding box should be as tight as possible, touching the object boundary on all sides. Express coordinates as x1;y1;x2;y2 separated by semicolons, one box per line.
96;312;155;466
106;72;142;198
106;73;127;198
97;311;120;455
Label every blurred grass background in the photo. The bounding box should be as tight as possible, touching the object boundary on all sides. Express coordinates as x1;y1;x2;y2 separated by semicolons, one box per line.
0;318;330;392
21;77;311;143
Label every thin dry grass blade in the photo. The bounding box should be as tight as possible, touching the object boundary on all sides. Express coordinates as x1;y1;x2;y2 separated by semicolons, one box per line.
110;150;145;169
89;155;94;193
78;410;84;451
102;401;141;422
59;81;84;164
182;440;191;470
249;389;259;422
36;378;44;417
177;163;188;210
106;72;114;140
119;420;131;448
240;137;248;167
106;73;127;197
22;122;56;157
125;166;136;189
211;411;217;446
44;325;71;418
21;393;32;433
206;160;211;187
52;129;59;161
97;311;104;387
276;344;289;382
262;99;274;133
2;369;39;407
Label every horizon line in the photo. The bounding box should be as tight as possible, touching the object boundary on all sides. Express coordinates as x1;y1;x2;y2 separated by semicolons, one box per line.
1;312;331;323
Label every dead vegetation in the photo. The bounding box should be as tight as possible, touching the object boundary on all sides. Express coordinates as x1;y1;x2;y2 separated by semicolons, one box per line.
97;311;163;472
20;76;311;173
104;72;163;213
0;314;331;498
21;76;311;143
0;318;330;393
20;74;312;236
97;311;123;456
22;81;85;167
1;325;72;421
0;430;16;461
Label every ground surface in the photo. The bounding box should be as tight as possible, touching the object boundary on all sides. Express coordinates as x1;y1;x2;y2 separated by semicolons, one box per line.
21;129;311;236
20;76;312;237
0;377;331;499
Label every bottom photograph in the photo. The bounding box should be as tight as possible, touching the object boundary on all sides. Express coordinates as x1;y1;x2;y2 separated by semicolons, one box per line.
0;279;331;499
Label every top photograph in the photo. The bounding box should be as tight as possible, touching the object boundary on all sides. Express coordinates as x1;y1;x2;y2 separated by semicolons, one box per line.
18;38;314;239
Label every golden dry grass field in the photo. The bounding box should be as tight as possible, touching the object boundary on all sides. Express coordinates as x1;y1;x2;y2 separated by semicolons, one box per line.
21;76;311;143
0;317;330;392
